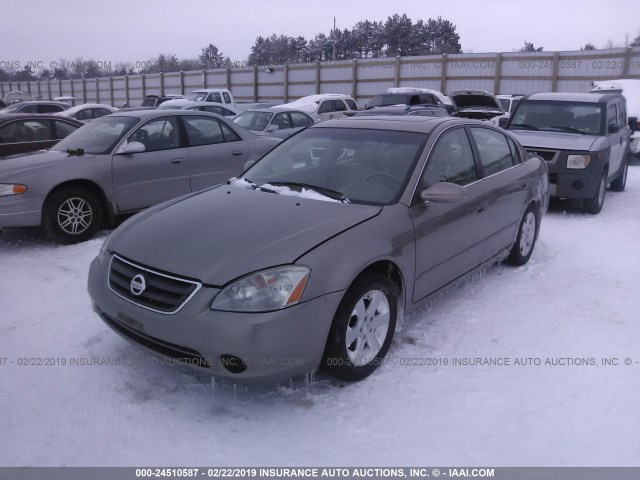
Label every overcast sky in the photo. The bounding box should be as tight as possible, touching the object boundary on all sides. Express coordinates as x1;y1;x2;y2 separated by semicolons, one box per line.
2;0;639;69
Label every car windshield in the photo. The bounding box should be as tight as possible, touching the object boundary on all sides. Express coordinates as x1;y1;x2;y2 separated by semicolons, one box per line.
510;101;604;135
367;94;412;108
243;127;427;205
52;116;139;154
233;111;273;131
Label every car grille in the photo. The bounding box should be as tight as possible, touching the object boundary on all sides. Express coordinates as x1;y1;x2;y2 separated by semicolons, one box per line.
108;254;201;314
527;149;557;162
100;312;211;368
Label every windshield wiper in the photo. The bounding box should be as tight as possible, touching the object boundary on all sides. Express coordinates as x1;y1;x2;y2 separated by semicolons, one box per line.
549;125;585;134
267;181;349;202
508;123;539;131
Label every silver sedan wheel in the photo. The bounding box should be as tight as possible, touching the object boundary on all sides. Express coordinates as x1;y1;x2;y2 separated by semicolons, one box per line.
57;197;93;235
345;289;390;366
519;211;537;257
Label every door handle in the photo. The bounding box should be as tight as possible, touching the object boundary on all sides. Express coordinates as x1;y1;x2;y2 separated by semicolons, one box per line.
476;203;487;214
170;158;183;164
231;151;244;156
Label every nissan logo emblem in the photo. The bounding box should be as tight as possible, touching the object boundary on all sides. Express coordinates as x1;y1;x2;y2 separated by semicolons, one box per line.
130;274;146;296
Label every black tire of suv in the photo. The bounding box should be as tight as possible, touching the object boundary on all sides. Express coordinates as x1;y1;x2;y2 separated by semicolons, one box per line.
610;159;628;192
43;186;103;244
583;170;607;215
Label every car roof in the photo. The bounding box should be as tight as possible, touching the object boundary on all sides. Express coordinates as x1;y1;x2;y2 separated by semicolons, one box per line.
0;113;83;124
109;109;225;120
525;92;622;103
243;107;307;114
316;115;477;133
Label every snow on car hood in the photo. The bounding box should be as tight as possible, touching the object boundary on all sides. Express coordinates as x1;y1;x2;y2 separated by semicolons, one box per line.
508;130;599;151
108;185;381;286
229;177;342;203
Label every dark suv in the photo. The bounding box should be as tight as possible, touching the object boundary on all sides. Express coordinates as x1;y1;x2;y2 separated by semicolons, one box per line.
507;92;629;213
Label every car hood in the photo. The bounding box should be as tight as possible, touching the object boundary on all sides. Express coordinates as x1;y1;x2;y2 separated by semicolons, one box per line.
0;149;98;177
449;90;503;111
508;130;599;151
108;186;381;286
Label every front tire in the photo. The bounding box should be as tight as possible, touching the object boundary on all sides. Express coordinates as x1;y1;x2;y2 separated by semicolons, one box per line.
43;186;103;243
321;273;397;382
506;206;538;266
583;170;607;214
610;159;628;192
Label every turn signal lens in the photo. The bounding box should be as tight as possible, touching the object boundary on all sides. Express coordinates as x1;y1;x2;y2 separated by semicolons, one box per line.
0;184;27;196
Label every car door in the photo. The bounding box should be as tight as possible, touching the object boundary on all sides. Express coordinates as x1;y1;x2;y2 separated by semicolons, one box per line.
112;115;190;212
410;127;488;302
606;100;627;180
181;115;247;191
468;127;529;261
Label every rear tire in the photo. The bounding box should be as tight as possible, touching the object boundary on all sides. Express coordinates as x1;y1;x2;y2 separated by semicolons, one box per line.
43;186;103;244
321;273;397;382
583;170;607;214
506;205;538;266
610;159;628;192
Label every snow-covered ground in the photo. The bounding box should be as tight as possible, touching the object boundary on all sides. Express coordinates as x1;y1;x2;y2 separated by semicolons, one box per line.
1;168;639;467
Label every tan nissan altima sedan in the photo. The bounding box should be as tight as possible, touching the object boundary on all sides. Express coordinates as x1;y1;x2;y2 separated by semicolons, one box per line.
88;115;549;384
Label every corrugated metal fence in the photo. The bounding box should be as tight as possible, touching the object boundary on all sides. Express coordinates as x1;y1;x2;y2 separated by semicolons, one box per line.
2;47;639;108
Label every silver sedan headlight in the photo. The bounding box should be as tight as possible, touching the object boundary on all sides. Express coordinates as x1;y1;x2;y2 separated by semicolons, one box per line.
0;184;27;196
211;266;310;312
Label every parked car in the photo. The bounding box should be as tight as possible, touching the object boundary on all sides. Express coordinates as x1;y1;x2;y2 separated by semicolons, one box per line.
448;90;504;121
352;105;449;117
490;94;524;127
184;89;271;113
158;100;237;117
140;94;184;107
365;87;454;113
277;94;358;122
0;114;83;157
507;92;630;214
87;115;549;384
233;108;314;139
55;103;118;123
590;79;640;155
0;101;70;114
0;110;280;242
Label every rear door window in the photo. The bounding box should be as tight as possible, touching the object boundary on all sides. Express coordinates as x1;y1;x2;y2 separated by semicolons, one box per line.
470;127;517;176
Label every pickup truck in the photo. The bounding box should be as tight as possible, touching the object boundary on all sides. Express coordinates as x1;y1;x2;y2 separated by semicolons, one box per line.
182;89;271;113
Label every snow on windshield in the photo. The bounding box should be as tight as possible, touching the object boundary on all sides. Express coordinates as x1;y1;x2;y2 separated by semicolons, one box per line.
229;177;341;203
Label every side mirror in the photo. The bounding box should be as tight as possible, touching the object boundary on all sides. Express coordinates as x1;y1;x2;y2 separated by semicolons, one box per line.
498;117;509;128
628;117;638;133
420;182;467;204
266;124;279;132
608;124;620;134
243;160;256;170
119;141;145;154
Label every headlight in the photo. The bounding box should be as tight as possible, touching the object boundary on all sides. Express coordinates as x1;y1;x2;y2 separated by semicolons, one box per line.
566;154;591;169
97;234;111;264
211;266;310;312
0;184;27;196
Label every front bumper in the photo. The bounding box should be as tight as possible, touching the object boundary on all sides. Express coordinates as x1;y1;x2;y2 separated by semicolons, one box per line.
0;194;44;227
546;164;603;199
87;256;344;384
